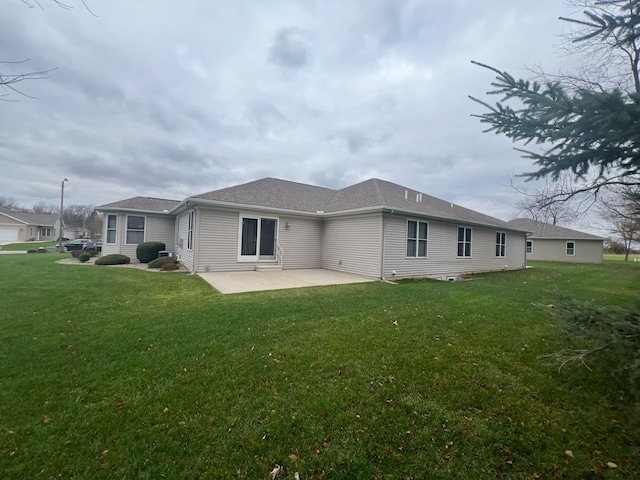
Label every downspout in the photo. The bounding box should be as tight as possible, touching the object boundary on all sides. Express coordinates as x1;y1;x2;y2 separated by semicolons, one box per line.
192;207;199;274
381;210;395;280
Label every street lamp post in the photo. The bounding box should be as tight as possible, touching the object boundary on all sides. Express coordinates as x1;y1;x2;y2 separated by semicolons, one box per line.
58;178;69;253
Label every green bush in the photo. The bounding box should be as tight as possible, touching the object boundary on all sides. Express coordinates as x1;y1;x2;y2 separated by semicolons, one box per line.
148;256;177;269
136;242;166;263
27;249;37;254
78;252;91;263
95;254;130;265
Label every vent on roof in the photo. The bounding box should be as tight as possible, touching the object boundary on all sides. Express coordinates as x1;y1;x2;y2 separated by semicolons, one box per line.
404;190;408;200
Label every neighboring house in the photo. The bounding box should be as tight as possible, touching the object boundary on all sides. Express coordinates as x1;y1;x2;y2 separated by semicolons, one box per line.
0;208;61;243
97;178;529;280
63;225;92;240
507;218;604;264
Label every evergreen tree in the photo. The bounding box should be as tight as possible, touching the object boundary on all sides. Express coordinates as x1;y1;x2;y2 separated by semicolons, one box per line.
470;0;640;195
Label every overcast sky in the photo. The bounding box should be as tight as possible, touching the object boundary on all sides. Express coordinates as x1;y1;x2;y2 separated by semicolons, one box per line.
0;0;582;220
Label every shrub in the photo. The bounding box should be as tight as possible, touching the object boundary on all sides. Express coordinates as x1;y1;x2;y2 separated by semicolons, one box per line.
78;252;91;263
148;256;177;269
136;242;166;263
37;247;47;253
95;254;130;265
160;262;180;271
27;249;37;254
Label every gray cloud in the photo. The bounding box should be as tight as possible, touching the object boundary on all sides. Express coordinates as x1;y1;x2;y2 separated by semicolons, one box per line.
268;27;312;71
0;0;582;222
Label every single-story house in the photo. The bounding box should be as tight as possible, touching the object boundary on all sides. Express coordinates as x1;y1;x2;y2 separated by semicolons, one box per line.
63;225;92;240
506;218;603;264
0;208;61;243
96;178;529;280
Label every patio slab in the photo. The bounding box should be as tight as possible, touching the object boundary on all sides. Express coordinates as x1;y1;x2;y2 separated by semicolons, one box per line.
197;268;377;294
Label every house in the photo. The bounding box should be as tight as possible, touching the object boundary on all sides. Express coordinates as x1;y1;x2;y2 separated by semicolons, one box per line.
0;208;61;243
96;178;529;280
507;218;603;264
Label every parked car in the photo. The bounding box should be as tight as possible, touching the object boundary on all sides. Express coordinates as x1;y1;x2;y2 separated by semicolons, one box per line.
82;241;102;253
63;239;93;251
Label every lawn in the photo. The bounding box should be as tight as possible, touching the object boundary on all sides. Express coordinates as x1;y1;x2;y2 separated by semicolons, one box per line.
0;255;638;479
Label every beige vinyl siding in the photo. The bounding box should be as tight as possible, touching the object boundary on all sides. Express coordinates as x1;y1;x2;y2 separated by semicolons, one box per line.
279;215;323;269
527;238;603;263
101;213;175;260
195;208;253;272
383;215;526;279
176;211;194;270
0;214;24;242
322;213;382;278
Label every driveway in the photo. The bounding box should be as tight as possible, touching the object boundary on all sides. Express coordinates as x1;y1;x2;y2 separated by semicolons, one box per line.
197;268;377;294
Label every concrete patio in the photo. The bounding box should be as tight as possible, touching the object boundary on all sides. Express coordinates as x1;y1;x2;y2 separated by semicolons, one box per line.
197;268;377;294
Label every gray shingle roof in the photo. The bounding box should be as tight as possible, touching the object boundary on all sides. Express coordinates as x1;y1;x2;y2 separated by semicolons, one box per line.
0;208;58;226
97;178;528;230
191;178;517;229
98;196;181;212
507;218;603;240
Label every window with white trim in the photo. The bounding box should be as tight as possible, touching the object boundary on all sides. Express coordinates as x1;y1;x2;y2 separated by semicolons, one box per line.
106;214;117;244
566;241;575;256
526;240;533;254
406;220;428;258
42;227;51;237
187;211;194;250
457;226;472;257
126;215;145;244
495;231;506;257
238;215;277;261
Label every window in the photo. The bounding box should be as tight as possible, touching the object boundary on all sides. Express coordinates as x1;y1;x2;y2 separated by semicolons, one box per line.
187;211;194;250
106;214;117;244
495;231;506;257
526;240;533;254
566;241;575;256
238;215;277;261
406;220;428;258
457;227;472;257
42;227;51;237
126;215;145;244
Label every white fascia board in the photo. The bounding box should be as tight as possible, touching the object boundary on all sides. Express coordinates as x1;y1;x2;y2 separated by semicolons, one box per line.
177;198;321;217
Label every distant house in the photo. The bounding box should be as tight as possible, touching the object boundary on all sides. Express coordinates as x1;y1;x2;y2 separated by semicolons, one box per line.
0;208;61;243
97;178;529;280
507;218;603;264
63;225;92;240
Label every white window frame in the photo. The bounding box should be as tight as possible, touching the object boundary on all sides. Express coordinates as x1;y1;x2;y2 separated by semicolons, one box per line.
566;241;575;256
186;211;194;251
125;215;146;245
457;226;472;258
106;214;117;244
495;231;506;257
237;214;278;262
42;227;51;237
526;240;533;254
406;219;428;258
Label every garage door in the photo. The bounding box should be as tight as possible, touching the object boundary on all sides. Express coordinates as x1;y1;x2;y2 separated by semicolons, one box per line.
0;227;19;242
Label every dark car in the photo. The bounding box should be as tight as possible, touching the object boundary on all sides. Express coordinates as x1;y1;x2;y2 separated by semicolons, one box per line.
63;239;93;251
82;241;102;253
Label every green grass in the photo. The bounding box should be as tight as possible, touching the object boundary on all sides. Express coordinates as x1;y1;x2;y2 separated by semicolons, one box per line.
0;240;58;251
1;255;638;479
604;253;640;263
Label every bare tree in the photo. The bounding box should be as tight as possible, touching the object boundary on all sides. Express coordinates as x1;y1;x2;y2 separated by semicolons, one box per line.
508;171;593;224
2;0;96;101
0;197;20;210
31;201;57;213
595;185;640;261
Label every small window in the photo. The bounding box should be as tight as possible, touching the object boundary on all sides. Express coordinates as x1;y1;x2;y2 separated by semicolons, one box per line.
566;241;575;256
457;227;472;257
106;214;117;244
42;227;51;237
495;231;506;257
526;240;533;254
126;215;145;244
407;220;428;258
187;211;194;250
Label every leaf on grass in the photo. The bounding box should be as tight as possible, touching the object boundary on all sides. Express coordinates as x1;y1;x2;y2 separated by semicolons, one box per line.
43;416;50;424
114;402;124;410
289;454;298;461
607;462;617;469
565;450;574;458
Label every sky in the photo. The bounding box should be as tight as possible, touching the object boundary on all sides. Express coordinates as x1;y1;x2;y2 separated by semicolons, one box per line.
0;0;583;221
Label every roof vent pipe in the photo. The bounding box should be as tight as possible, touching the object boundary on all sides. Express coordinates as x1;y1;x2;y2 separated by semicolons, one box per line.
404;190;408;200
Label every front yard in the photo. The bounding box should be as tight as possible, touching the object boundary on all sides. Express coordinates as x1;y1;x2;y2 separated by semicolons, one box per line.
0;254;638;478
